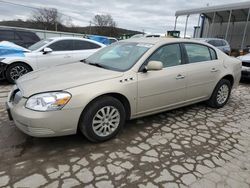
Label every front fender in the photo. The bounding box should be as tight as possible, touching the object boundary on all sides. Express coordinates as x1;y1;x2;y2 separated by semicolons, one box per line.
1;57;30;65
65;74;137;119
0;57;33;80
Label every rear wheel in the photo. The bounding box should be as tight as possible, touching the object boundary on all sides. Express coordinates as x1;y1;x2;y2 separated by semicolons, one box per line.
79;96;126;142
207;79;232;108
5;63;31;84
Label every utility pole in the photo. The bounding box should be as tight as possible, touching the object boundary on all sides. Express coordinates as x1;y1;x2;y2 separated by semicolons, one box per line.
89;21;92;34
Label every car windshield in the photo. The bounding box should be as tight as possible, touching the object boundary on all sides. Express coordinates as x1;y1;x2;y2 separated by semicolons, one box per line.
86;42;152;71
28;39;53;51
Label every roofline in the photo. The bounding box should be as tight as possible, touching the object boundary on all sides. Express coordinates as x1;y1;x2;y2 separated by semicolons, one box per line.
47;37;106;46
175;1;250;16
122;37;206;45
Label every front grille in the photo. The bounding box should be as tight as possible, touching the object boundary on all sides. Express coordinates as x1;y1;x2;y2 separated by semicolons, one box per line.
0;62;7;80
242;71;250;76
242;61;250;67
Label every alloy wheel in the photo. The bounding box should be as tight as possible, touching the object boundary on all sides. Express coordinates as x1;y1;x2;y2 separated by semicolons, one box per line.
217;84;229;105
92;106;120;137
10;66;29;81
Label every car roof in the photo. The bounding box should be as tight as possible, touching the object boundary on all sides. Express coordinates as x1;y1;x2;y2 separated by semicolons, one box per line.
48;37;106;46
195;38;226;41
0;28;34;33
122;37;207;45
49;37;87;40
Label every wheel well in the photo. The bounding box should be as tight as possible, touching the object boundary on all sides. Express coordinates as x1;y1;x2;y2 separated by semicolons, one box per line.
7;62;33;71
107;93;131;120
221;75;234;86
80;93;131;121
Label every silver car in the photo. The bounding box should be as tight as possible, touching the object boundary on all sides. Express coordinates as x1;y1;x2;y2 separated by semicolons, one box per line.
237;53;250;79
6;38;241;142
195;38;231;55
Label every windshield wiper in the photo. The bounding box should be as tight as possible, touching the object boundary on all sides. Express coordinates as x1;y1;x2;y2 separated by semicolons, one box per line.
80;59;87;63
81;59;106;69
88;62;105;68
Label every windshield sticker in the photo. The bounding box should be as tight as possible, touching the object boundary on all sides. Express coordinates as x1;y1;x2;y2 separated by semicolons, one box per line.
136;43;153;48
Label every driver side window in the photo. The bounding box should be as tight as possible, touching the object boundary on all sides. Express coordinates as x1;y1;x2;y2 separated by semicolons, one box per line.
148;44;182;68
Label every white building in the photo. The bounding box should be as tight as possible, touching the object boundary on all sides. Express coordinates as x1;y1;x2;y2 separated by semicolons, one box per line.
175;1;250;50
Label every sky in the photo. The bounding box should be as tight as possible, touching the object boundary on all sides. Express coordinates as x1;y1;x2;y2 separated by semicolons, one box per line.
0;0;248;36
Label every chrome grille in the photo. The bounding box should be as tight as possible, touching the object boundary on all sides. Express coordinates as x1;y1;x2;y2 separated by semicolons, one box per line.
242;62;250;67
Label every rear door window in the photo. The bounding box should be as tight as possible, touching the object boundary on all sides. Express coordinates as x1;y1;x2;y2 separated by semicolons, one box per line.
184;43;212;63
48;40;74;51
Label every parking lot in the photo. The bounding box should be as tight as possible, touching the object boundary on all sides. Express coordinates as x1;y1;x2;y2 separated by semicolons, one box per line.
0;81;250;188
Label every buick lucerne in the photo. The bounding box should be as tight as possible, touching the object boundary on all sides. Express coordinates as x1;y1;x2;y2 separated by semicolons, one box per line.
6;38;241;142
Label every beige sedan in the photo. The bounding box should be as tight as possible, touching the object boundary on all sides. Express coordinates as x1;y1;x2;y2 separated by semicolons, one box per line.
6;38;241;142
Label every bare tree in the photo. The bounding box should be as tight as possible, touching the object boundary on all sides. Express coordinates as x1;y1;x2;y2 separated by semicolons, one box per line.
92;14;116;27
91;14;117;36
31;8;61;31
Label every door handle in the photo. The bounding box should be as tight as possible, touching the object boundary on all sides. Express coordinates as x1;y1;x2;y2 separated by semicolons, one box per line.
176;74;185;80
211;68;218;72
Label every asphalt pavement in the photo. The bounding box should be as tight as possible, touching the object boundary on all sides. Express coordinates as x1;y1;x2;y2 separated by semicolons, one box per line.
0;81;250;188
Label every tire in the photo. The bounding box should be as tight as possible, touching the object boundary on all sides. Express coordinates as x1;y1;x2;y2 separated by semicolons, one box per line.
5;63;32;84
79;96;126;142
207;79;232;108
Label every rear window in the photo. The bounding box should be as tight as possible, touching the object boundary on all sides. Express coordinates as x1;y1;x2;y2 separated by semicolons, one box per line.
208;40;223;47
221;40;227;46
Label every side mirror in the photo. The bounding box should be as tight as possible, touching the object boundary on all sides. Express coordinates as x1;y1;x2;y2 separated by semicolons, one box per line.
145;61;163;72
43;47;53;54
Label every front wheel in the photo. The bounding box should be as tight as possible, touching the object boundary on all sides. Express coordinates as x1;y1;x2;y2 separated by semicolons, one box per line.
207;79;232;108
79;96;126;142
5;63;31;84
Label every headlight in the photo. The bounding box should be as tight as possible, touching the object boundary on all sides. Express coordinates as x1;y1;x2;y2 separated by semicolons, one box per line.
25;92;71;111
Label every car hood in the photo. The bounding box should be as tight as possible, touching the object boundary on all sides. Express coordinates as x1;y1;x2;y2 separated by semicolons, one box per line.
0;41;30;58
237;53;250;62
16;62;123;97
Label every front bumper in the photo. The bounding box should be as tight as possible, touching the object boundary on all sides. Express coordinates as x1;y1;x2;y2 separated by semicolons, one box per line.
0;62;7;80
6;88;82;137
